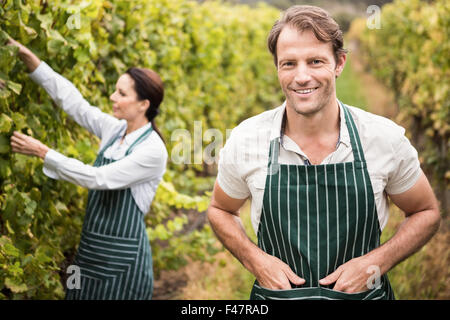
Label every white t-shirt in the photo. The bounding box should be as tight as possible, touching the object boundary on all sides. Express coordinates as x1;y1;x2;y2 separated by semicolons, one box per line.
217;101;422;235
29;61;168;215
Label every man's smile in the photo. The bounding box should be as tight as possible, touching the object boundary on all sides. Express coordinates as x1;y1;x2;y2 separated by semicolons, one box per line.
291;86;319;96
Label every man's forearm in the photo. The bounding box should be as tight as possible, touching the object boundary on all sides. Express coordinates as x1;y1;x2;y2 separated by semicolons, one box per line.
365;208;441;275
207;206;263;274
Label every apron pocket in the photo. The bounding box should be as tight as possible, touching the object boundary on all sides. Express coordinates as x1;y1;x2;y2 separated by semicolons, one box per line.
319;286;386;300
73;229;142;299
252;284;323;300
252;282;386;300
77;230;140;269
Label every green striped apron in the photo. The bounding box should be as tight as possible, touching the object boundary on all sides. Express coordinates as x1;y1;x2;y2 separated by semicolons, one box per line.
250;102;395;300
66;126;154;300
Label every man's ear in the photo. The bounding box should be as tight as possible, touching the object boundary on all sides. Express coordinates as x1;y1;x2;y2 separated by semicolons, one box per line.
335;53;347;78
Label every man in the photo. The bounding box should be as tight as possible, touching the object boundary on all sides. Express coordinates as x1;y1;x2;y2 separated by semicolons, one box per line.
207;5;440;300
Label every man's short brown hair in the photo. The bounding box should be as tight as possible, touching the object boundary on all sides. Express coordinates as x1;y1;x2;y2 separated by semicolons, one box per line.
268;5;347;66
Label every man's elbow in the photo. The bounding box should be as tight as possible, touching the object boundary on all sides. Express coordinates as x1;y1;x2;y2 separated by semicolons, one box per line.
206;203;216;223
430;206;442;234
207;200;223;227
424;199;442;236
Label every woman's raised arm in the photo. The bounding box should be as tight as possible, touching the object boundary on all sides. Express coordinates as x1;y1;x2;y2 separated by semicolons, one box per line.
7;38;41;72
11;130;167;190
7;38;121;140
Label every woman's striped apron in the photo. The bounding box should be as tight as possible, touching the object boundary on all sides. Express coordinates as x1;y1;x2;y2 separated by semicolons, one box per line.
250;102;395;300
66;127;154;300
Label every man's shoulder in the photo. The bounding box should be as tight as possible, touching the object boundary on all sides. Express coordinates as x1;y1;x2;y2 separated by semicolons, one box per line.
230;105;282;137
222;105;281;158
346;104;407;144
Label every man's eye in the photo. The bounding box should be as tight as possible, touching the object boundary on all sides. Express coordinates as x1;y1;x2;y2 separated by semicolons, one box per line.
312;59;322;65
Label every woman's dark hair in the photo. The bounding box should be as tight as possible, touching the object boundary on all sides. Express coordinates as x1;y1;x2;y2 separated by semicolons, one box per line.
125;67;165;143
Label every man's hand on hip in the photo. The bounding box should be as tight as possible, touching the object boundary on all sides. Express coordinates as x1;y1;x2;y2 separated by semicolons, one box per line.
253;252;305;290
319;256;376;293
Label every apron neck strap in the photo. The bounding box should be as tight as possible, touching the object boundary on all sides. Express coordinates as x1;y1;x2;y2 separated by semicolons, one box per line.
269;101;366;168
268;137;281;174
125;126;153;156
97;125;153;158
340;101;366;164
98;130;124;157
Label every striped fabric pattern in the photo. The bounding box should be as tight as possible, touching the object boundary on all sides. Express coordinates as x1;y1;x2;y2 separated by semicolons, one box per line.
251;103;394;300
66;127;154;300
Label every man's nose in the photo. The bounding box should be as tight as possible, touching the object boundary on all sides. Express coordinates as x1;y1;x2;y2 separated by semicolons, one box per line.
293;63;313;85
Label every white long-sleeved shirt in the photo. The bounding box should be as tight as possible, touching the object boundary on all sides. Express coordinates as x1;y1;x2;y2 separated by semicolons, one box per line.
29;61;168;215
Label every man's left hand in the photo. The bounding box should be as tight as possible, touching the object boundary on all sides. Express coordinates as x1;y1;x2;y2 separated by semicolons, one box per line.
319;256;378;293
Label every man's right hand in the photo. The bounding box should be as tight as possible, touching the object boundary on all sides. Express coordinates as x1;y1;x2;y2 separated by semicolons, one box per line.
207;181;305;291
251;251;305;290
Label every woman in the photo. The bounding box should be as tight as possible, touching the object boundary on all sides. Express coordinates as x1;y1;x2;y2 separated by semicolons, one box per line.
8;38;168;300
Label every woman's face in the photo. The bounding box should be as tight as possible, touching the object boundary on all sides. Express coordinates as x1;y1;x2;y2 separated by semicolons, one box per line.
110;74;149;121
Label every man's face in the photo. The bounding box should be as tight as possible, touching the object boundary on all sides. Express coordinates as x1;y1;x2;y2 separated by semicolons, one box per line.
276;25;345;116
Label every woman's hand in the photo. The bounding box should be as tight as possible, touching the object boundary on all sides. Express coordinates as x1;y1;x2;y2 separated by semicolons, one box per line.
10;131;49;160
6;38;41;72
6;38;30;55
